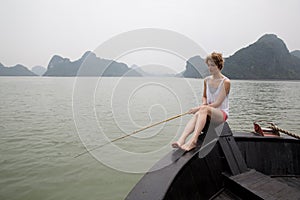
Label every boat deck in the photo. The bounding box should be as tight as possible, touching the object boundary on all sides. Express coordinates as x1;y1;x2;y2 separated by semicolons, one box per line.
212;189;242;200
274;176;300;190
213;169;300;199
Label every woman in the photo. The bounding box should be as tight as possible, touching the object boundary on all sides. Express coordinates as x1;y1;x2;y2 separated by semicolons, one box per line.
172;52;230;151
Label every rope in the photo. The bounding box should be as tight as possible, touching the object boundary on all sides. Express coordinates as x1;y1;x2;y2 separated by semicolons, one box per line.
268;125;300;140
74;111;190;158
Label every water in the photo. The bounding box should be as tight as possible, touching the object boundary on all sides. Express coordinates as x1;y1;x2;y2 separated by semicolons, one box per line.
0;77;299;200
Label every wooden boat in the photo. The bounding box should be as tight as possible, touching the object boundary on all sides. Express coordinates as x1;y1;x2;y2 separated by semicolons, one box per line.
125;122;300;200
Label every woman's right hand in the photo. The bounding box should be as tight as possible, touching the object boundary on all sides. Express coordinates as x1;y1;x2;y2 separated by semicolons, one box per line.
188;107;200;114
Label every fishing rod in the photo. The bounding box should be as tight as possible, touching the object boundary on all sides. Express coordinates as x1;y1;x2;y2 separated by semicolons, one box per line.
74;111;190;158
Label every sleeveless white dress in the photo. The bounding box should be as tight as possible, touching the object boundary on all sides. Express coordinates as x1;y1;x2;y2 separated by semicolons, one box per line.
206;76;229;118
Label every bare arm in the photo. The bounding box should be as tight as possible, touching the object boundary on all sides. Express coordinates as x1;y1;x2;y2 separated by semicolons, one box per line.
202;79;208;105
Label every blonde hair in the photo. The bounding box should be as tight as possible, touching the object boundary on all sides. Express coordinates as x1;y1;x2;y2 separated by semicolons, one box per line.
205;52;224;70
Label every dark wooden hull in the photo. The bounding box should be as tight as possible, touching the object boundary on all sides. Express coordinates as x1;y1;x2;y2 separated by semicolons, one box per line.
126;123;300;200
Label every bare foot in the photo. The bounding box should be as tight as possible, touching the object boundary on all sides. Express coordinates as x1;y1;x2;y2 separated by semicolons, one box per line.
171;141;182;148
181;140;197;151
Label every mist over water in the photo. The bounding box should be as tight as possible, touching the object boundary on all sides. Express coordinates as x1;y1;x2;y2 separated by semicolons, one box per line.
0;77;299;199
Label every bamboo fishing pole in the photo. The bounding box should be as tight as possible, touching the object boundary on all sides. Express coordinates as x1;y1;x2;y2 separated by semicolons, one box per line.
74;111;190;158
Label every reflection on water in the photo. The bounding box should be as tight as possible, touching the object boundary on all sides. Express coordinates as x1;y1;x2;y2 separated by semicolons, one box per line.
0;77;299;200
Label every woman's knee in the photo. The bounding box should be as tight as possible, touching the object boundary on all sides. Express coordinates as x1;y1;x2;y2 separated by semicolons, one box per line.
199;105;209;114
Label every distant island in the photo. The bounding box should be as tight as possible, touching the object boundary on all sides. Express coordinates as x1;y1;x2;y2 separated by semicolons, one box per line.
43;51;142;77
0;63;36;76
1;34;300;80
223;34;300;80
291;50;300;59
31;66;46;76
181;34;300;80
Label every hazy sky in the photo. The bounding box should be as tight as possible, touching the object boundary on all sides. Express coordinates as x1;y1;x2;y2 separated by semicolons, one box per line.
1;0;299;71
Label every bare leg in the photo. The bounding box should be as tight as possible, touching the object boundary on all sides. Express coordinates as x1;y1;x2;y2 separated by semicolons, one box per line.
171;112;199;148
181;108;207;151
181;106;224;151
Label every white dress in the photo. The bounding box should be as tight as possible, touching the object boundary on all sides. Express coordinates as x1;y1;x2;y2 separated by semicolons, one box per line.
206;76;229;117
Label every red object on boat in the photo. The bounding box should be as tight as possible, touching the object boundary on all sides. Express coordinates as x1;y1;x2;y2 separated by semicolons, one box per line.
253;121;280;137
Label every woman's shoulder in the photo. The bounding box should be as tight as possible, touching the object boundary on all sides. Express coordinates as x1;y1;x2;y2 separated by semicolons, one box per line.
220;75;230;88
204;75;212;81
223;75;230;82
223;76;231;89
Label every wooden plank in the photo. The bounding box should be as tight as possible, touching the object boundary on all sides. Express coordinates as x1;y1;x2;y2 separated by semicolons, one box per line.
219;136;247;175
219;137;240;175
219;122;233;137
235;136;300;176
225;137;248;172
274;176;300;190
212;188;242;200
229;170;300;200
189;145;224;198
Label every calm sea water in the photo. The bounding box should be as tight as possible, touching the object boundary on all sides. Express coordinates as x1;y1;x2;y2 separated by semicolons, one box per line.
0;77;299;200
